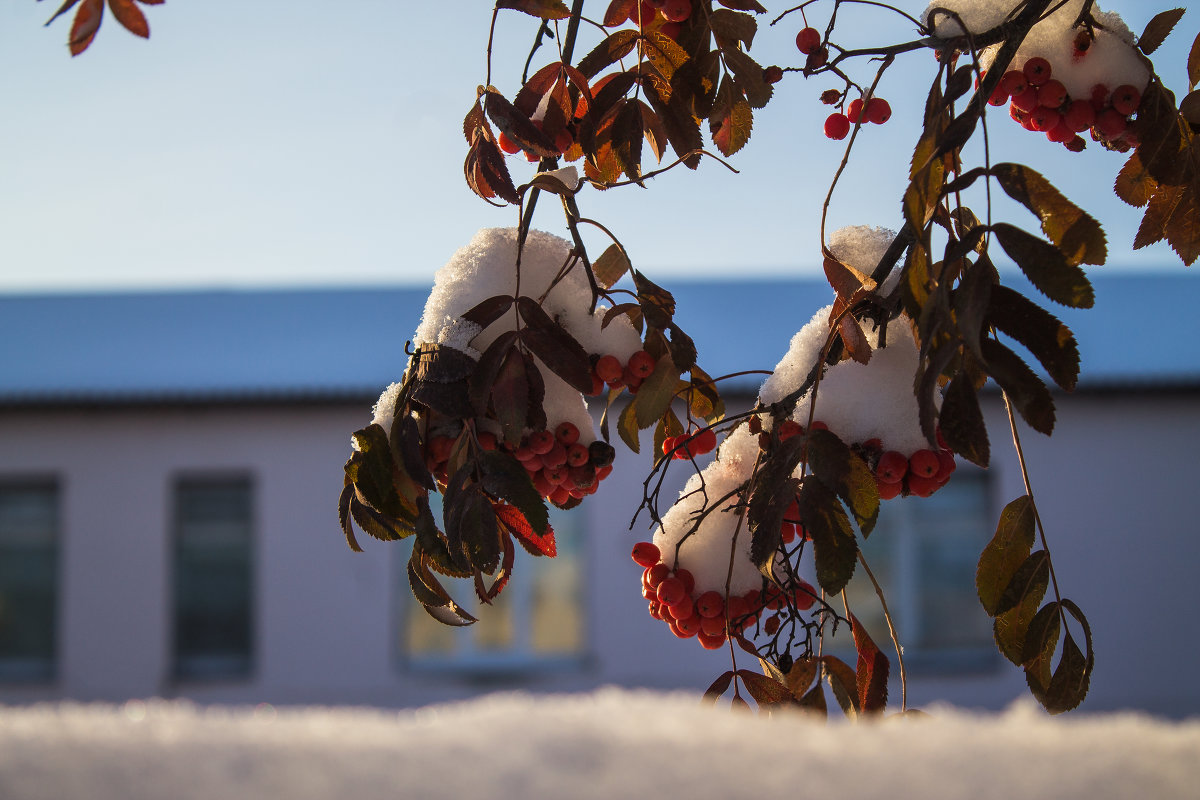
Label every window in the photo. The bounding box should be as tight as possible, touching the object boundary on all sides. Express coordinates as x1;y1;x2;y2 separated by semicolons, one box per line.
0;480;59;681
403;503;586;673
830;468;996;672
172;476;254;680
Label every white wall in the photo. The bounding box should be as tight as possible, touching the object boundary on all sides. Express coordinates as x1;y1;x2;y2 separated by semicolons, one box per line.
0;390;1197;715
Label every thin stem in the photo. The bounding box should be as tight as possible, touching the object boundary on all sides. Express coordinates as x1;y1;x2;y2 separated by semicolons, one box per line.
856;550;907;711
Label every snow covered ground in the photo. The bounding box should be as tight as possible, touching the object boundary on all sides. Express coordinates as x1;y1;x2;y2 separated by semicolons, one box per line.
1;689;1196;800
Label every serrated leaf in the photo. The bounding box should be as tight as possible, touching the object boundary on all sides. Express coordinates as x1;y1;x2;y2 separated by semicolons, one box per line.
1138;8;1185;56
665;324;697;372
982;338;1056;435
643;30;689;82
710;78;753;156
338;483;362;552
346;424;403;517
721;47;773;109
806;429;879;537
838;315;872;366
717;0;767;11
798;478;857;595
641;71;704;167
797;681;828;716
484;88;558;156
517;297;594;393
1189;31;1200;91
785;658;819;699
463;294;515;330
736;669;793;709
495;502;557;556
991;223;1094;309
702;670;736;705
578;29;639;78
593;244;630;288
987;285;1079;392
994;549;1049;617
945;65;974;104
67;0;103;55
687;365;725;423
940;372;990;467
632;351;678;429
632;270;676;328
521;350;548;432
479;450;549;535
603;0;636;27
495;0;571;20
710;9;757;49
43;0;83;27
617;398;641;453
905;146;944;230
1021;601;1061;688
991;164;1106;267
492;348;532;446
993;567;1047;666
612;98;645;181
109;0;148;38
851;615;889;713
1179;91;1200;126
821;655;860;719
408;555;477;626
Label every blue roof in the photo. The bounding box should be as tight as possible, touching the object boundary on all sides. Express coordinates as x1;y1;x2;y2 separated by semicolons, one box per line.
1;272;1197;403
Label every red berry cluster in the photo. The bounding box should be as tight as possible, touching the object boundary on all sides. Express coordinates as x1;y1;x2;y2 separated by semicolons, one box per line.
661;427;717;460
859;437;956;500
590;348;657;395
986;57;1142;152
824;96;891;140
605;0;691;39
632;542;817;650
512;422;616;506
754;416;957;501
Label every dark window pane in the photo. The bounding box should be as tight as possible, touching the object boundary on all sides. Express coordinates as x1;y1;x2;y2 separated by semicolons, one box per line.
0;481;58;681
173;477;253;679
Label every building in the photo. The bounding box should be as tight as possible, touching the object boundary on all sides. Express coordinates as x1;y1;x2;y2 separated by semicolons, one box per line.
1;274;1197;715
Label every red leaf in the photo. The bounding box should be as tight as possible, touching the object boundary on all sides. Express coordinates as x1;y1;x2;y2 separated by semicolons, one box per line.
43;0;83;26
851;614;890;712
494;502;557;557
68;0;104;55
108;0;148;38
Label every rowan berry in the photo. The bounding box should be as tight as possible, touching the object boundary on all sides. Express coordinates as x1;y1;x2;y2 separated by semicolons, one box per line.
876;450;908;483
566;443;590;467
796;27;821;54
528;430;555;455
632;541;661;568
1022;57;1052;86
908;449;939;478
661;0;691;23
657;576;685;606
696;591;725;619
824;112;850;140
555;421;580;446
594;354;623;383
1037;79;1067;109
865;97;891;124
1111;84;1141;116
847;97;864;123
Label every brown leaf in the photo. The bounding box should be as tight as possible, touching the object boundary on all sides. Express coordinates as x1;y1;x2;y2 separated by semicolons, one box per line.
1137;8;1184;56
1189;31;1200;91
991;223;1094;308
710;78;753;157
338;483;362;553
68;0;104;55
578;29;639;78
851;615;889;713
1115;150;1158;208
736;669;794;709
108;0;148;38
592;244;630;289
603;0;637;27
484;88;558;157
44;0;83;26
709;8;757;49
495;0;571;20
990;163;1106;266
981;338;1056;435
716;0;767;14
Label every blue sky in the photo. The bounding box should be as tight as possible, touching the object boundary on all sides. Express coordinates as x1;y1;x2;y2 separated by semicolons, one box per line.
0;0;1191;292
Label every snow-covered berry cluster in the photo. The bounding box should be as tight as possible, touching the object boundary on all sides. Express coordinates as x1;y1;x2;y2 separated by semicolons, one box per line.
375;226;648;509
926;0;1149;152
633;225;960;646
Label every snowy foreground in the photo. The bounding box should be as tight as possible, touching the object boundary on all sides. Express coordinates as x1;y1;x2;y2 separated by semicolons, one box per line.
1;689;1197;800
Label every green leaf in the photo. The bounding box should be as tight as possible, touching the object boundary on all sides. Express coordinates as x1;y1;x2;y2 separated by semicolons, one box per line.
479;450;549;535
976;495;1035;616
593;244;630;289
495;0;571;20
991;223;1094;308
981;338;1056;436
940;371;990;467
798;478;857;595
987;285;1080;392
1138;8;1185;56
990;163;1106;267
806;429;879;537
